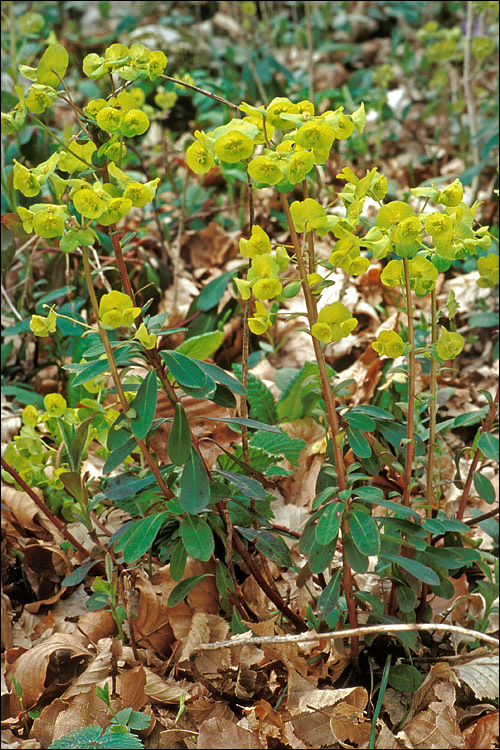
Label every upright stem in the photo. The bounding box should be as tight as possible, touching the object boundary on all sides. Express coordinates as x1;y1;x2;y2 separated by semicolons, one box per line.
402;258;416;507
425;289;438;510
456;385;499;520
280;193;358;654
82;247;172;500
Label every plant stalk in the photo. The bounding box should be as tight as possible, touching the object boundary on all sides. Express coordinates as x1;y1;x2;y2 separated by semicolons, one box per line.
402;258;416;507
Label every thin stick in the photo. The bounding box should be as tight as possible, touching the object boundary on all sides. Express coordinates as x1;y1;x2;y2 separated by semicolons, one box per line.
192;622;499;653
463;3;481;203
402;258;416;507
160;75;240;111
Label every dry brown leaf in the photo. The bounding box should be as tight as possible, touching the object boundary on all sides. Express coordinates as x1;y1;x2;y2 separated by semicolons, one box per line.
404;702;465;749
5;633;90;715
196;716;266;749
329;700;372;746
117;665;147;710
144;667;194;704
133;569;174;654
74;610;117;644
462;709;499;749
181;221;238;269
59;637;116;701
411;663;460;715
452;650;499;700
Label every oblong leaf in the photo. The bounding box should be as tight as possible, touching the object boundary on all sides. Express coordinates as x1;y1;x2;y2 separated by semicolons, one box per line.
179;448;210;513
196;360;246;395
315;502;343;545
343;532;369;573
214;469;266;501
348;509;380;556
346;427;372;458
381;553;440;585
317;568;342;620
115;512;167;564
309;539;336;574
167;574;213;607
129;370;158;440
345;412;376;431
477;432;499;461
181;514;214;562
161;350;210;389
168;403;192;466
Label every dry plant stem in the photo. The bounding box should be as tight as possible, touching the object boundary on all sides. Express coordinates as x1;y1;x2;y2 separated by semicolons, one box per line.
402;258;416;507
302;179;315;272
192;622;499;653
456;384;499;521
82;247;172;500
160;75;240;111
216;501;307;631
280;193;359;652
463;2;481;203
221;504;257;621
1;457;89;559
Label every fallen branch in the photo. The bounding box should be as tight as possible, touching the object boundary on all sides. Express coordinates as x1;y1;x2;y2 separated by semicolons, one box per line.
191;622;499;653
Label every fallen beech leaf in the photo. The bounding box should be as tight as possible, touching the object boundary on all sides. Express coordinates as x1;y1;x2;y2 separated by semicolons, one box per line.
404;701;465;749
75;610;117;643
144;668;194;704
6;634;89;715
452;651;500;700
329;700;372;746
411;662;459;715
196;716;266;749
463;710;499;749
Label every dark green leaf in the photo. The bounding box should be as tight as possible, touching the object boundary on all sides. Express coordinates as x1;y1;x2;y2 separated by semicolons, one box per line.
473;471;496;504
62;559;99;587
129;370;158;440
179;448;211;513
233;366;278;424
59;471;84;504
197;360;246;395
168;403;192;466
388;665;423;693
468;312;499;328
197;271;235;310
346;427;372;458
204;416;281;433
317;568;342;620
477;432;499;461
70;418;91;473
348;509;380;555
308;539;336;574
160;351;215;393
167;574;213;607
349;405;395;421
250;430;306;466
103;436;136;474
345;412;376;431
170;539;187;581
397;585;417;613
181;515;214;562
254;531;293;567
216;560;235;612
276;362;333;421
214;469;267;501
354;496;421;522
352;486;384;501
115;513;168;564
454;409;488;428
381;554;439;585
343;532;369;573
315;502;343;545
210;383;237;408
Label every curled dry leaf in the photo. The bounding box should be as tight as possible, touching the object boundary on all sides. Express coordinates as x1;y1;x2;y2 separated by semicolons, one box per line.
411;662;460;716
462;709;499;750
22;541;72;612
452;650;500;700
196;716;266;750
5;633;90;716
404;702;465;749
74;610;117;644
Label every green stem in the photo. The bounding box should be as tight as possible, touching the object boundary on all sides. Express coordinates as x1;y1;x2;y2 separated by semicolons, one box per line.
279;192;359;655
402;258;416;507
369;653;392;749
456;385;499;520
425;288;438;510
82;247;172;500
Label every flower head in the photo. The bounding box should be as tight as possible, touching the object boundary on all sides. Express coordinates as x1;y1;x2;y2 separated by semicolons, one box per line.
99;291;141;328
294;119;335;152
436;327;464;360
407;256;438;297
477;254;499;288
266;97;299;130
135;323;157;349
372;330;405;358
121;109;150;137
438;179;463;207
30;309;57;337
376;201;414;230
248;155;284;185
214;131;254;163
312;302;357;343
44;393;67;418
239;225;272;258
248;300;272;334
186;140;215;174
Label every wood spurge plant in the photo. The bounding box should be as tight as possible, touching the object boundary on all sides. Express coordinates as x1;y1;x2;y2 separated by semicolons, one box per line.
1;7;498;748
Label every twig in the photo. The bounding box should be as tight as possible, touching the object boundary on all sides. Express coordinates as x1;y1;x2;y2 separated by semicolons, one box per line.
160;75;240;111
191;622;499;653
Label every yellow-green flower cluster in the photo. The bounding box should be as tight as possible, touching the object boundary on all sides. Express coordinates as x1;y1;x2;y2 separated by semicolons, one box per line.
311;302;358;344
248;300;273;335
436;327;464;360
30;309;57;337
380;256;439;297
185;96;365;187
17;203;69;239
13;152;60;197
329;238;370;276
99;291;141;328
84;90;150;138
44;393;67;419
477;254;499;288
83;43;167;82
235;227;289;301
372;330;405;358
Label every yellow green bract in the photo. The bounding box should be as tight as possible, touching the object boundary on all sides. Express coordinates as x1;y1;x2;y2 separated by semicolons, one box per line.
436;327;464;360
44;393;67;419
311;302;358;344
372;330;405;358
30;310;57;337
99;291;141;328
